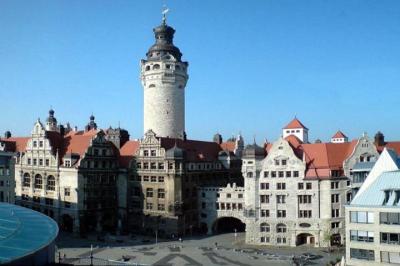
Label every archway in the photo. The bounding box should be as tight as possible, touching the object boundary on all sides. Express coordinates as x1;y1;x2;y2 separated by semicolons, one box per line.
212;217;245;234
296;233;315;246
61;214;74;232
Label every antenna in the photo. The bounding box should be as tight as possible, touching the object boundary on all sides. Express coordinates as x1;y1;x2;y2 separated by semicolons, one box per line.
162;5;169;24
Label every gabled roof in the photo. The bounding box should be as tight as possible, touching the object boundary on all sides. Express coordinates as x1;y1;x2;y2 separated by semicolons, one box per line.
332;130;347;139
283;118;308;130
0;137;30;152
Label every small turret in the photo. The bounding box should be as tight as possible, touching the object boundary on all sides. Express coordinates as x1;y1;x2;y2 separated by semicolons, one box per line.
45;108;58;132
4;131;11;139
213;133;223;144
85;114;98;132
374;131;385;146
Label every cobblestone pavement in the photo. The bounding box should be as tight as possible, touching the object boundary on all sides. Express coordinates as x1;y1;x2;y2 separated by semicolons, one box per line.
56;232;344;265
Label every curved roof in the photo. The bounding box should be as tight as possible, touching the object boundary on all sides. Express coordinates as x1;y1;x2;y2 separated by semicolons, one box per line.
0;203;58;264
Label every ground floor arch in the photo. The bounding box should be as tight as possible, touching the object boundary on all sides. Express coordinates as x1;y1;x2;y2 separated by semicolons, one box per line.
296;233;315;246
212;217;246;234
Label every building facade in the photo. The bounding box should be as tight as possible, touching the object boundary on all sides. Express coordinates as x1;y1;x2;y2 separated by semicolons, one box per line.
0;132;16;203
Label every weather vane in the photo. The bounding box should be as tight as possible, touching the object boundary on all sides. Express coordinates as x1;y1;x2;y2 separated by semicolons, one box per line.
162;5;169;24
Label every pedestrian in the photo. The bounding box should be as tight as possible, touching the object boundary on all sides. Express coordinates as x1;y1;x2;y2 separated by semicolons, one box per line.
215;242;218;249
179;237;182;243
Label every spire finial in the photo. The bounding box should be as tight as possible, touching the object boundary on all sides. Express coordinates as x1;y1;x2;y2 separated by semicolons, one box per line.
162;5;169;25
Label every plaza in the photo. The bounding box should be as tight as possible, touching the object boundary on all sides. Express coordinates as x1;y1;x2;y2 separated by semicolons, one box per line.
56;232;344;265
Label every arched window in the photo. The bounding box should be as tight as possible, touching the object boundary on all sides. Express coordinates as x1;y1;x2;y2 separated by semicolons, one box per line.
148;84;156;88
153;64;160;70
145;65;150;71
247;172;253;178
277;223;287;233
47;175;55;191
34;174;43;189
23;173;30;187
260;223;270;232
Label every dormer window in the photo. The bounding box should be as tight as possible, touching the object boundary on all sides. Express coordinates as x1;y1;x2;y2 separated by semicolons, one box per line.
383;190;392;205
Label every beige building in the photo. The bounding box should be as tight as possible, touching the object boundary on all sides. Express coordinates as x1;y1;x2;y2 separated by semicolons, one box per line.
0;132;17;203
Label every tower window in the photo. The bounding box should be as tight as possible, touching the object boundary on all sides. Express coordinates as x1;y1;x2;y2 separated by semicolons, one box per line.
153;64;160;70
149;84;156;88
145;66;150;71
166;64;171;69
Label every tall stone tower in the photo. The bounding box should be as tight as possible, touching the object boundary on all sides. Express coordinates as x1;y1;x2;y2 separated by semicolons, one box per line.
141;14;189;139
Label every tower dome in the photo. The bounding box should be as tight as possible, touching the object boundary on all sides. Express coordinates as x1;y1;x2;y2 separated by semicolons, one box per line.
45;109;58;131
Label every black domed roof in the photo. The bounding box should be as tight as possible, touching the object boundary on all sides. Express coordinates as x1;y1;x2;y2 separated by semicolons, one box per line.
46;109;57;123
146;22;182;61
243;143;264;158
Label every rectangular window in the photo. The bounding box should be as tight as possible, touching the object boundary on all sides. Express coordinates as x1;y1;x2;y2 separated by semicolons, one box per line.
260;195;269;203
286;171;291;178
151;176;157;182
277;210;286;218
39;159;43;166
277;195;286;204
45;159;49;166
278;171;284;178
146;202;153;210
350;211;374;223
143;150;149;156
39;141;43;147
331;194;339;203
331;222;340;229
299;210;312;218
277;183;286;190
260;183;269;190
306;182;312;190
146;188;153;197
293;171;299;177
380;212;400;225
150;163;157;169
64;187;70;196
158;204;165;211
281;159;287;166
331;181;339;189
381;251;400;264
158;189;165;198
298;183;304;190
158;176;164;182
261;209;270;217
143;176;149;182
350;230;374;242
350;248;374;261
381;232;400;245
150;150;156;156
264;171;269;178
271;171;276;178
33;141;37;147
33;159;37;166
331;208;340;218
238;194;243;198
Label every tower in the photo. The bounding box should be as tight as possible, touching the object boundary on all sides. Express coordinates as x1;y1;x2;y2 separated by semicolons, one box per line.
141;12;189;139
45;109;58;132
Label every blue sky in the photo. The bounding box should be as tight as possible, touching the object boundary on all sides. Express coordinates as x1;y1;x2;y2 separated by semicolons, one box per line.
0;0;399;144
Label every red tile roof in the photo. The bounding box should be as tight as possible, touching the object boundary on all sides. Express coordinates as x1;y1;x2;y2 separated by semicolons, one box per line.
119;140;140;167
220;141;235;152
376;141;400;154
0;137;30;152
283;118;308;130
332;130;347;139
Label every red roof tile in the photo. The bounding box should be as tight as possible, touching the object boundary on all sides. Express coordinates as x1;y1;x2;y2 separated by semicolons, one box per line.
332;130;347;139
0;137;30;152
283;118;308;130
220;141;235;152
119;140;140;167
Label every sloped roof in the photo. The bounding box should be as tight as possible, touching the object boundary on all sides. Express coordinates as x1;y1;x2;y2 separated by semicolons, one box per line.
377;141;400;154
0;137;30;152
351;170;400;206
283;118;308;130
119;140;140;168
332;130;347;139
220;141;235;152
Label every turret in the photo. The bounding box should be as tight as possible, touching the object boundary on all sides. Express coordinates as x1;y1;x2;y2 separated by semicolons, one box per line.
45;109;58;132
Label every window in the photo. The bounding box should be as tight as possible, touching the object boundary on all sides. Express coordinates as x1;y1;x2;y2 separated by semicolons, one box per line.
33;159;37;166
331;194;339;203
260;183;269;190
64;187;70;196
158;163;164;169
146;188;153;197
260;195;269;203
260;223;270;232
247;172;253;178
350;230;374;242
277;183;286;190
238;203;243;210
277;210;286;218
306;182;312;190
381;251;400;264
150;150;156;156
238;194;243;198
350;248;374;261
331;181;339;189
261;209;270;217
45;159;49;166
380;212;400;225
332;208;339;218
152;64;160;70
146;202;153;210
299;210;312;218
282;159;287;165
277;195;286;204
260;236;270;243
158;176;164;182
33;141;37;147
143;176;149;182
158;204;165;211
298;195;312;204
276;223;287;233
350;211;374;224
274;159;280;166
150;163;157;169
286;171;291;178
143;150;149;156
39;159;43;166
277;237;287;244
278;171;284;178
298;183;304;190
158;189;165;198
381;232;400;245
27;158;31;165
331;222;340;229
47;176;55;191
39;141;43;147
293;171;299;177
271;171;276;178
264;171;269;178
34;174;42;189
23;173;30;187
151;176;157;182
